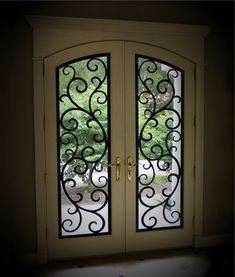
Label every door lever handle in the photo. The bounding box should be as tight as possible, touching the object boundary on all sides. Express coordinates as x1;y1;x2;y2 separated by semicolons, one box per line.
127;156;133;181
108;156;121;181
115;156;121;181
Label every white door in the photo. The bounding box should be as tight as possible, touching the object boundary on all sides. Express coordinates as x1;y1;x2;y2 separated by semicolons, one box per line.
44;41;195;260
124;42;194;252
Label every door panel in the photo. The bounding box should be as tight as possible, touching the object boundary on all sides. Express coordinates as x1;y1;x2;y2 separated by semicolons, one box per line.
45;41;194;260
45;42;126;260
124;42;194;252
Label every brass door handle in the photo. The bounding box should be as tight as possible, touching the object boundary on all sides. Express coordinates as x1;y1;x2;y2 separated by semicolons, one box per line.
127;156;133;181
127;156;139;181
108;156;121;181
116;156;121;181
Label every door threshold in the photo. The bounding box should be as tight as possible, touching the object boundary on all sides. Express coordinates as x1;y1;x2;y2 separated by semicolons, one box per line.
48;246;195;266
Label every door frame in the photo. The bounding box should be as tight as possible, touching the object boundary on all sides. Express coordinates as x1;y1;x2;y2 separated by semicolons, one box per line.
27;16;211;264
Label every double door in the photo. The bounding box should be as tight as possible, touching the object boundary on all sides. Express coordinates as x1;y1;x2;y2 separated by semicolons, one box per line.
45;41;195;260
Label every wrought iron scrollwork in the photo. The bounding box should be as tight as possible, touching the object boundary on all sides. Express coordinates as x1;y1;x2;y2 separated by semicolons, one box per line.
57;54;111;237
136;55;183;230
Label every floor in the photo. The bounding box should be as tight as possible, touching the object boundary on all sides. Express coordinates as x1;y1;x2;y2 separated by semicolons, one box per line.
10;245;234;277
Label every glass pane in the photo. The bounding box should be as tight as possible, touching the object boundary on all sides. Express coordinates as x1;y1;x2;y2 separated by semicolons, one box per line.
136;55;183;231
57;54;111;237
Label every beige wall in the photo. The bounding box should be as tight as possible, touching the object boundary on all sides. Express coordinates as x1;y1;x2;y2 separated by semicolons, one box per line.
1;1;233;261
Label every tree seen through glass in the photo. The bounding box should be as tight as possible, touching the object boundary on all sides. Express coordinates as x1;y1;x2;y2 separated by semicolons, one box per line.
58;55;110;236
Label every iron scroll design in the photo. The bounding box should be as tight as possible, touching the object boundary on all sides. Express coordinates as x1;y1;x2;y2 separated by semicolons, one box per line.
136;55;184;231
56;54;111;237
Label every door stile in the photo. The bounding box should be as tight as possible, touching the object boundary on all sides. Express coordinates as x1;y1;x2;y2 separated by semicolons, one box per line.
123;42;138;252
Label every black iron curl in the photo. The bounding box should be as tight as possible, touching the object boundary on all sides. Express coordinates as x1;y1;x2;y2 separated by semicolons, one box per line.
58;55;110;236
136;55;183;230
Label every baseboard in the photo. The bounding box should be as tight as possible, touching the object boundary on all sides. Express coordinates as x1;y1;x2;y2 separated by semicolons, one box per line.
37;249;48;264
194;233;234;248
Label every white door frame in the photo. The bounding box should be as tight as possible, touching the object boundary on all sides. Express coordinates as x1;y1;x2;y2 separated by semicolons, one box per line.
27;16;211;264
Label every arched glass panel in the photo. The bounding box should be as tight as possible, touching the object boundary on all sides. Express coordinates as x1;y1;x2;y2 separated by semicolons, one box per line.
57;54;111;237
136;55;183;231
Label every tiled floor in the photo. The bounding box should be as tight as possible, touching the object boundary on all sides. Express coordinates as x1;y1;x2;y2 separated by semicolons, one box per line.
10;245;234;277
